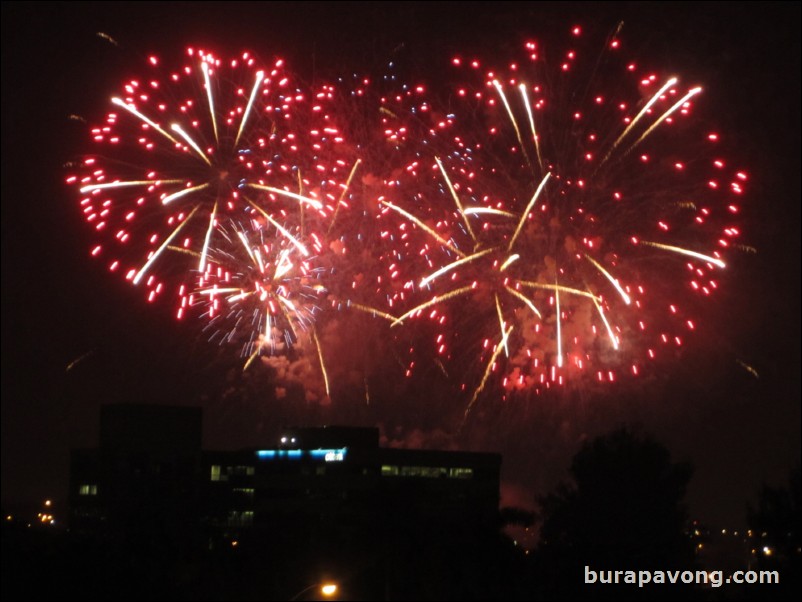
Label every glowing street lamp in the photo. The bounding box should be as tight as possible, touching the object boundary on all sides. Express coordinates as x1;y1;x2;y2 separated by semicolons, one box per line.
289;582;338;600
320;584;338;597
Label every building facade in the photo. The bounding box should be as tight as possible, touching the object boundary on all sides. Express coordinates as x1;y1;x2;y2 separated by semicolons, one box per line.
71;406;502;558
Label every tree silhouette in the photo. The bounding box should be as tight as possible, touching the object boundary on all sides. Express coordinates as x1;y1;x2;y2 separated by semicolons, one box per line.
533;428;695;598
748;465;801;601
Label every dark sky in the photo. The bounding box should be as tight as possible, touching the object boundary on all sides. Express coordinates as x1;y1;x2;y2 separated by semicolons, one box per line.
2;2;799;528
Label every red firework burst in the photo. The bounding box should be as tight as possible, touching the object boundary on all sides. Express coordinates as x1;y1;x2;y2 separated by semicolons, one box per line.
67;47;353;314
374;25;749;407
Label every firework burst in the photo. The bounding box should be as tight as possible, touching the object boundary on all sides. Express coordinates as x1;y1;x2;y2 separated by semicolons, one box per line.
378;25;748;409
189;215;327;366
65;31;750;410
67;47;351;313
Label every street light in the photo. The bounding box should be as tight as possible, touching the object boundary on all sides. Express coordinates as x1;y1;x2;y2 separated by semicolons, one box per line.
289;582;338;600
320;584;338;597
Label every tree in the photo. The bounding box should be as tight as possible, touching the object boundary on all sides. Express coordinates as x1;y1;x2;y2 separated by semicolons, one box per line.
747;466;801;601
533;429;695;599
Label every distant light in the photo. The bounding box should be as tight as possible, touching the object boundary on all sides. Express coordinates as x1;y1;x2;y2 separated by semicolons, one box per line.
321;584;338;597
311;448;348;462
258;448;347;461
44;500;52;507
763;546;773;556
257;449;300;459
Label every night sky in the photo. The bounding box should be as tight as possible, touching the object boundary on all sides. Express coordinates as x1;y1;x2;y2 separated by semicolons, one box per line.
2;2;799;529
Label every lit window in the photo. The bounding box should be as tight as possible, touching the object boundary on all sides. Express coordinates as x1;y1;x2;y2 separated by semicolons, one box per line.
229;465;255;476
448;468;474;479
210;465;223;482
232;488;255;499
226;510;254;527
421;467;448;478
310;448;348;462
78;484;98;496
324;450;345;462
381;465;399;476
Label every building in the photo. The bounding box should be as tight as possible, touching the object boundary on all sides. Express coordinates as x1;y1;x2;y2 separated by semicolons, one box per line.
206;425;501;553
71;405;502;560
70;404;203;549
